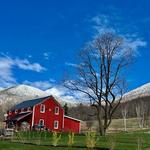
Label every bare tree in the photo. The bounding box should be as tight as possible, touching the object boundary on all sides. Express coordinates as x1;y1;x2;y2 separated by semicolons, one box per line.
121;103;128;132
135;100;147;129
64;32;133;135
63;103;69;115
86;121;94;130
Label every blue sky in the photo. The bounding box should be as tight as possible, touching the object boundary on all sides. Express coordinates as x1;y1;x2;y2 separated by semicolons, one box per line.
0;0;149;92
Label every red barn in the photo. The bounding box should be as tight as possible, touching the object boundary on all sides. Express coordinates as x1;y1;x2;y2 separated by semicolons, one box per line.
5;96;81;133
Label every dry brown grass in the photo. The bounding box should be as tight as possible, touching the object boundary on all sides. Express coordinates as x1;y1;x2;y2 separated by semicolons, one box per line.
82;118;150;133
0;121;3;128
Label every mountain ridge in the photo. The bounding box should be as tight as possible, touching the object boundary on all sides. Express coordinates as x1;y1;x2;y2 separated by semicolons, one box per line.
0;82;150;111
0;84;77;109
122;83;150;102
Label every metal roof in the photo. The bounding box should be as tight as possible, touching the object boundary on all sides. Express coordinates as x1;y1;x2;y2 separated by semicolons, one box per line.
64;115;82;122
10;96;51;111
7;112;32;122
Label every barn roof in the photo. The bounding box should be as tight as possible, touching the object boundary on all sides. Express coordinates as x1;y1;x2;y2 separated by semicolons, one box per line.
64;115;82;122
7;112;32;122
10;96;51;111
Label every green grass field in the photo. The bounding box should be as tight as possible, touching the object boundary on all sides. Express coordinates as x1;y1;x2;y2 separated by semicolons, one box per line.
1;130;150;150
1;118;150;150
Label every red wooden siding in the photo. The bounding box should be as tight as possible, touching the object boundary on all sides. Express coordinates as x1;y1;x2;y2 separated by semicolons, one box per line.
64;117;80;133
7;108;33;119
33;97;64;131
6;96;81;133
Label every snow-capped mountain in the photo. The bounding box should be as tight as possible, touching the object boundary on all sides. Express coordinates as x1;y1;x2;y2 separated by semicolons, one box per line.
1;82;150;112
0;88;3;91
0;85;47;108
45;86;78;106
2;84;48;98
0;84;77;110
122;83;150;102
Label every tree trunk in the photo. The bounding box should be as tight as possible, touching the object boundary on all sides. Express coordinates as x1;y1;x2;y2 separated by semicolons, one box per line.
123;116;127;132
122;107;128;132
97;106;106;136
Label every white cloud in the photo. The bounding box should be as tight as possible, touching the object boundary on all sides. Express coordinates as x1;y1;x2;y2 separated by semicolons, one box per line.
46;85;88;103
23;80;53;90
15;58;46;72
90;14;147;55
15;58;45;72
91;14;116;35
92;14;109;27
0;78;16;88
0;57;15;82
65;62;79;68
22;81;83;103
0;55;46;88
43;52;50;60
0;57;16;87
123;38;147;55
46;86;65;97
28;55;32;58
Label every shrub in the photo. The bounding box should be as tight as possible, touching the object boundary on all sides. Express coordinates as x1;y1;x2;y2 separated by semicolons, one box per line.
52;131;61;146
137;137;144;150
44;131;47;140
107;134;116;150
67;132;75;146
85;131;98;149
35;131;42;145
15;131;26;144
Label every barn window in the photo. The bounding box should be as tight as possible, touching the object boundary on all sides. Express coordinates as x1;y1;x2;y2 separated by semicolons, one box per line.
4;113;8;120
27;107;31;111
8;111;12;115
40;104;45;113
15;109;18;114
21;108;24;112
39;119;44;127
54;121;59;129
54;107;59;115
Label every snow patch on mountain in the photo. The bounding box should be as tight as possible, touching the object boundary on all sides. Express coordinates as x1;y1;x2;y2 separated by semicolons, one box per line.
123;83;150;102
1;82;150;112
4;84;47;97
45;86;78;106
0;84;77;108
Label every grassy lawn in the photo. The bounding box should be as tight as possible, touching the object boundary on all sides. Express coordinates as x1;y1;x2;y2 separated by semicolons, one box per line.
1;130;150;150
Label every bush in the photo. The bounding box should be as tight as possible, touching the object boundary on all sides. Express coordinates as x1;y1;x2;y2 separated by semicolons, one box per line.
85;131;98;149
15;131;26;144
137;137;144;150
35;131;42;145
52;131;61;146
107;134;116;150
67;132;75;146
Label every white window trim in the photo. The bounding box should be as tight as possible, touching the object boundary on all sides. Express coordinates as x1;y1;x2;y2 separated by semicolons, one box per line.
4;113;8;121
31;106;35;127
54;120;59;129
27;107;31;111
40;104;45;113
39;119;44;126
15;109;18;114
54;107;59;115
21;108;24;112
9;111;12;115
